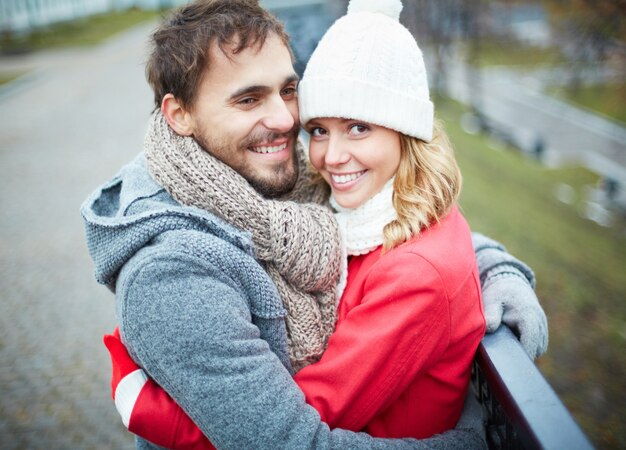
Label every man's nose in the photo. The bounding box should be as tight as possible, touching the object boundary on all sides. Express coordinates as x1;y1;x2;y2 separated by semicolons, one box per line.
262;96;295;133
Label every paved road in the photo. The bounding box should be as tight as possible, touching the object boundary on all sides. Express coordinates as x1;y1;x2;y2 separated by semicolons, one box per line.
435;50;626;185
0;22;156;449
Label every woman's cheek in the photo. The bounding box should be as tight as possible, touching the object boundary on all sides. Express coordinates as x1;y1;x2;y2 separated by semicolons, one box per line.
308;142;325;172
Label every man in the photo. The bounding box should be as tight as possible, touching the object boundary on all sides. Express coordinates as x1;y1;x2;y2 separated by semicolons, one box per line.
81;0;547;448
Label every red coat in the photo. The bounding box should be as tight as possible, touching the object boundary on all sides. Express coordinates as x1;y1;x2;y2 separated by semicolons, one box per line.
294;206;485;438
110;206;485;447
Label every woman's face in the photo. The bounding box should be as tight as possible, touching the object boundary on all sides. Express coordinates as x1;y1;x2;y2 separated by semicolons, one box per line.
307;117;401;209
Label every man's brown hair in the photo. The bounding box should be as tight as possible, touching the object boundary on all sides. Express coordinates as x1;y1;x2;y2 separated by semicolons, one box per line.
146;0;291;110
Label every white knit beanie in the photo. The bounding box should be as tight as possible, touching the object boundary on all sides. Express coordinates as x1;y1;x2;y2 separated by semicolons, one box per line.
299;0;434;142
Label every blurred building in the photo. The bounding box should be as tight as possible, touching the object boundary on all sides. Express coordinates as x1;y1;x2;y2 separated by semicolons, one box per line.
0;0;188;35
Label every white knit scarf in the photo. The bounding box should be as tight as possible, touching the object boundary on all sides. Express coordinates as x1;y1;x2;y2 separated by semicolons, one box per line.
330;178;397;297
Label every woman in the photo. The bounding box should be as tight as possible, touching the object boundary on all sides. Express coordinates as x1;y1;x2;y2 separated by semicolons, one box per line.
283;0;485;437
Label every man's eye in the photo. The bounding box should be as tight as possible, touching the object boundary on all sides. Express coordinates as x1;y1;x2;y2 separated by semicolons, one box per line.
281;87;297;97
238;97;257;105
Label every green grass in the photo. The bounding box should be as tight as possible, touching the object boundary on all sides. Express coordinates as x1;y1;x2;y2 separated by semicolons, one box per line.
549;83;626;125
0;8;162;54
0;72;24;86
436;98;626;449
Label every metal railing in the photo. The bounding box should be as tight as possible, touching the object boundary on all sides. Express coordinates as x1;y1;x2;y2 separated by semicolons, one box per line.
472;326;594;449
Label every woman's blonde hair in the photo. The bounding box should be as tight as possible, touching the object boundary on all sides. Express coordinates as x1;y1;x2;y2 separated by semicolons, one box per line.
383;120;461;251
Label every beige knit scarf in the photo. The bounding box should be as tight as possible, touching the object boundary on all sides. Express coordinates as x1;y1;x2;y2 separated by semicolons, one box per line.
144;111;340;371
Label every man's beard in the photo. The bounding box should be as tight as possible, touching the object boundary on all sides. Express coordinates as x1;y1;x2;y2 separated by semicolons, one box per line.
195;125;300;198
248;157;299;198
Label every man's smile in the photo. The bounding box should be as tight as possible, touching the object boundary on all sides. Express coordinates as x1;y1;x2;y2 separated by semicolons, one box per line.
251;142;287;154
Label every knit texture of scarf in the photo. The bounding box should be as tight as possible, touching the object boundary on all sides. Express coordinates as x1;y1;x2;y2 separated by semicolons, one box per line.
144;111;340;371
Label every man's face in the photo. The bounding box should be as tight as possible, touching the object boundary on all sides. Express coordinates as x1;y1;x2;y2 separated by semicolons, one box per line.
187;34;300;198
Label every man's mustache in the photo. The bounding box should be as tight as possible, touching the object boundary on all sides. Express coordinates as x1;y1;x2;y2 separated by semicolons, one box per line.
241;123;300;149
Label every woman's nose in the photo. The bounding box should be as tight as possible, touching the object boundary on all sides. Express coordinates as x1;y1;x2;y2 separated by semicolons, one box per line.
324;137;351;166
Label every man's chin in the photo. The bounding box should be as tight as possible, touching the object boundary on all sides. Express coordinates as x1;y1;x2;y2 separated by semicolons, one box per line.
249;162;299;198
250;173;298;198
242;134;300;197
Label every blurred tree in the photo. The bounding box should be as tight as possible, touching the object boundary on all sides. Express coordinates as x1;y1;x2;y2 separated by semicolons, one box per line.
402;0;484;109
403;0;456;96
25;0;38;30
542;0;626;91
460;0;485;111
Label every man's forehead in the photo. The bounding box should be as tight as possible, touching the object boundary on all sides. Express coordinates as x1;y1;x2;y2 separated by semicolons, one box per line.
208;32;292;66
204;34;296;91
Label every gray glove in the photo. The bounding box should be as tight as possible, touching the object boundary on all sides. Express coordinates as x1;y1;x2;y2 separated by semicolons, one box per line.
481;269;548;359
472;233;549;359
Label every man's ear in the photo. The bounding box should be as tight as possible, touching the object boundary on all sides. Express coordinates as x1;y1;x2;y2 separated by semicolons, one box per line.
161;93;194;136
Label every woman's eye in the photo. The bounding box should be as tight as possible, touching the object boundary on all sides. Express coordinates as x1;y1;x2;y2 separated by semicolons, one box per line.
349;124;369;135
310;127;326;137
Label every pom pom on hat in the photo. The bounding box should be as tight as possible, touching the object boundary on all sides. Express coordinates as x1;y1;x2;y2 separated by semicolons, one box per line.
347;0;403;21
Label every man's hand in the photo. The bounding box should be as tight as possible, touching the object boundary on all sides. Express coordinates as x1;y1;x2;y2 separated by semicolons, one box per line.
482;273;548;359
472;233;549;360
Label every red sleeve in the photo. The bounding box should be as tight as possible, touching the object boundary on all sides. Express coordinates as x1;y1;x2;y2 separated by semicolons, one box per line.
105;328;214;449
129;380;214;450
294;251;451;431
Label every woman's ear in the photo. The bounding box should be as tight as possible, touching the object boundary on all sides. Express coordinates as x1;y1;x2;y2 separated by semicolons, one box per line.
161;93;194;136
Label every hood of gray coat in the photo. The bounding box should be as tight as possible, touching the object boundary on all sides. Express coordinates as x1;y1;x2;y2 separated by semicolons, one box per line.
80;153;255;291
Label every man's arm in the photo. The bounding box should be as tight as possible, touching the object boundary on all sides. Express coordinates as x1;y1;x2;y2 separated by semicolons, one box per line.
472;232;549;359
105;330;485;450
117;250;484;450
